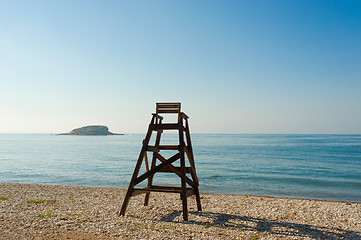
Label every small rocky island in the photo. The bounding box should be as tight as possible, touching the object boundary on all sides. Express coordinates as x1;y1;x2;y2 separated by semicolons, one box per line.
59;125;123;135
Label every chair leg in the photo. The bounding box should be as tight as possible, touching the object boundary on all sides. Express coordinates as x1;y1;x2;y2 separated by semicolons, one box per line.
119;186;133;215
144;130;162;206
179;130;188;221
194;186;202;211
120;123;154;216
180;157;188;221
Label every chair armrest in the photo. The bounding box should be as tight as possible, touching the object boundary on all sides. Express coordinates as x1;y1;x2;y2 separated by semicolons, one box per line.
181;112;189;119
152;113;164;121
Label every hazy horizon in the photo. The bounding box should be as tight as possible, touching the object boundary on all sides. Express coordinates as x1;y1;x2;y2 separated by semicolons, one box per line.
1;131;361;135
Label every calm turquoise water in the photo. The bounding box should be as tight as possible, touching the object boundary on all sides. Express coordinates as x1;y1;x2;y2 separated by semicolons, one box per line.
0;134;360;202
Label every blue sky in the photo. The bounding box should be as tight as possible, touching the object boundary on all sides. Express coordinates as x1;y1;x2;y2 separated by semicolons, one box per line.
1;0;360;133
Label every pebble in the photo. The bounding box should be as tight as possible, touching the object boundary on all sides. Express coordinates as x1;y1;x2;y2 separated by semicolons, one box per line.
0;183;360;239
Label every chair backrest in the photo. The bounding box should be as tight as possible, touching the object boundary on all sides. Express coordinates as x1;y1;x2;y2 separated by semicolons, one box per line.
155;103;181;123
156;103;181;115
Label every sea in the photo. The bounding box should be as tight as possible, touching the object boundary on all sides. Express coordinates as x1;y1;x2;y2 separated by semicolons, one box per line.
0;134;360;202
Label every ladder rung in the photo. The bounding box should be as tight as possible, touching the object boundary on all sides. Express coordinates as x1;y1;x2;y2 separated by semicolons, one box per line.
133;186;192;195
159;145;179;150
146;145;180;152
153;124;181;130
146;146;159;152
150;185;191;192
159;166;192;173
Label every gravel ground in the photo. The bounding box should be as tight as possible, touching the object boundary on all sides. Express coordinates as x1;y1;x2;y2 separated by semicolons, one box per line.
0;182;360;239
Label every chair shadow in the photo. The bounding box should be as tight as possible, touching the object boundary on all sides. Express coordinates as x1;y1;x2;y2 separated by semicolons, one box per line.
159;210;361;239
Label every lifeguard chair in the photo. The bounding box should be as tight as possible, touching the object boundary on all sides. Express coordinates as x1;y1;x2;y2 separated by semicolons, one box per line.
119;103;202;221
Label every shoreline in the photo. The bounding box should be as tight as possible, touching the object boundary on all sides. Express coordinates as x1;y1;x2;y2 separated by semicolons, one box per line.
2;181;360;204
2;181;359;204
1;182;360;239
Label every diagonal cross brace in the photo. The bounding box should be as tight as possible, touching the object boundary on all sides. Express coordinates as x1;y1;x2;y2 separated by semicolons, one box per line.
155;153;196;188
134;153;180;185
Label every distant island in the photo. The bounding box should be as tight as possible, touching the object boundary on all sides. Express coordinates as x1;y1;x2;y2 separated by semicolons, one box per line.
59;125;123;136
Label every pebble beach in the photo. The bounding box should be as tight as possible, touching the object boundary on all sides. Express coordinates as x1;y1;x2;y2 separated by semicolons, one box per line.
1;182;360;239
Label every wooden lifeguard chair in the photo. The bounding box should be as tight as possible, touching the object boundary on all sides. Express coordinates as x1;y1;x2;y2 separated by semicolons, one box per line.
119;103;202;221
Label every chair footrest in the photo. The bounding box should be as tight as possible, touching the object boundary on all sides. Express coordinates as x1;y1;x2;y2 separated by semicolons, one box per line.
132;186;194;196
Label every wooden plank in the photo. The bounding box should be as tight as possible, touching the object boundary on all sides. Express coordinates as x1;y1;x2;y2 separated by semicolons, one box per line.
152;113;163;120
183;119;202;211
144;152;149;172
120;116;155;216
134;153;180;185
150;185;189;190
146;146;159;152
144;129;162;206
181;112;189;119
179;127;188;221
156;103;181;109
156;154;195;188
157;109;180;114
194;186;202;211
184;147;198;185
147;145;180;151
153;124;181;130
158;166;192;173
132;189;147;196
134;186;192;194
159;145;179;150
148;185;191;192
184;120;199;186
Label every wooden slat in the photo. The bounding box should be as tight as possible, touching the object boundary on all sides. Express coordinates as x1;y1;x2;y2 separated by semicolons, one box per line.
150;185;192;192
178;126;189;221
181;112;189;119
146;145;180;152
134;153;180;185
144;128;163;206
156;103;181;117
133;186;192;194
144;152;149;172
156;103;181;109
184;121;199;186
152;113;163;120
159;145;179;150
156;153;196;188
146;146;159;152
159;166;192;173
184;146;198;185
120;115;155;216
132;189;147;196
157;109;180;114
133;188;194;198
153;124;181;130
